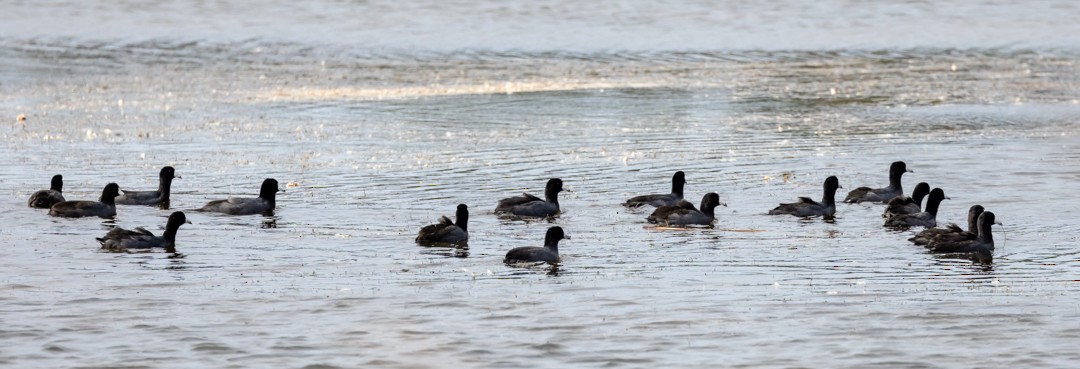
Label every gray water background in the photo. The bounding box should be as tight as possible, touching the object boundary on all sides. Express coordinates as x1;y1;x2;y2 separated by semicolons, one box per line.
1;1;1080;368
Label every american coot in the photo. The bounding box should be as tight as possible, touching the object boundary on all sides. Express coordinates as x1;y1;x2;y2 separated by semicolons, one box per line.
623;171;686;208
927;211;1001;254
198;178;281;215
495;178;564;218
504;226;569;265
28;174;66;208
769;176;842;217
910;205;984;246
844;161;912;203
882;182;931;218
115;166;179;206
416;204;469;245
48;183;121;218
647;192;724;226
98;211;191;253
883;188;947;228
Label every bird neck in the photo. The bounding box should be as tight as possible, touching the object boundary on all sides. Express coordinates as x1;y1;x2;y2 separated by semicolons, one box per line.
887;173;903;193
544;237;561;254
545;190;560;205
163;223;180;243
924;195;943;216
157;176;173;201
885;181;902;194
977;220;994;246
456;212;468;233
912;187;929;208
162;218;184;252
701;200;717;218
100;192;116;206
259;187;278;204
671;179;684;198
967;212;981;234
822;185;836;207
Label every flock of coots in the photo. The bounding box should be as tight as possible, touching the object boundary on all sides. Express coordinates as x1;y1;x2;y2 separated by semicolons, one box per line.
28;161;1001;264
414;160;1002;265
28;166;281;252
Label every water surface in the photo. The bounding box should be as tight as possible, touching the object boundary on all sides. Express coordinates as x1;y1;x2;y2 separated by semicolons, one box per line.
2;1;1080;368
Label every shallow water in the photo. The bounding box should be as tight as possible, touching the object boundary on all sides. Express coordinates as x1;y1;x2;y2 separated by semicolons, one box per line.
3;1;1080;368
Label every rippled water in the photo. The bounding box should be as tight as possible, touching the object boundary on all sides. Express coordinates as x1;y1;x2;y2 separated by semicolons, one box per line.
2;1;1080;368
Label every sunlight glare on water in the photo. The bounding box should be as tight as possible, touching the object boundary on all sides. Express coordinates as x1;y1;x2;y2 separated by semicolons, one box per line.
2;1;1080;368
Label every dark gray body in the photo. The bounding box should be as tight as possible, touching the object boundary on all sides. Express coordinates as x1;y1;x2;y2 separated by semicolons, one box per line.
648;193;723;226
49;183;120;218
623;171;686;208
29;174;65;208
910;205;984;246
882;182;930;218
884;188;946;228
845;161;911;204
416;204;469;245
115;166;178;206
504;226;568;265
769;176;841;217
98;211;190;253
495;178;563;218
199;178;280;215
504;246;559;264
928;211;999;253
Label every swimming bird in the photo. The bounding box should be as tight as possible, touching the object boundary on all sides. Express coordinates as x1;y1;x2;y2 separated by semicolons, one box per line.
882;182;930;218
910;205;984;246
197;178;281;215
623;171;686;208
115;166;179;206
495;178;564;218
844;161;912;203
416;204;469;245
927;211;1001;254
98;211;191;253
768;176;842;217
883;188;947;228
647;192;724;226
503;226;569;265
28;174;65;208
48;183;120;218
